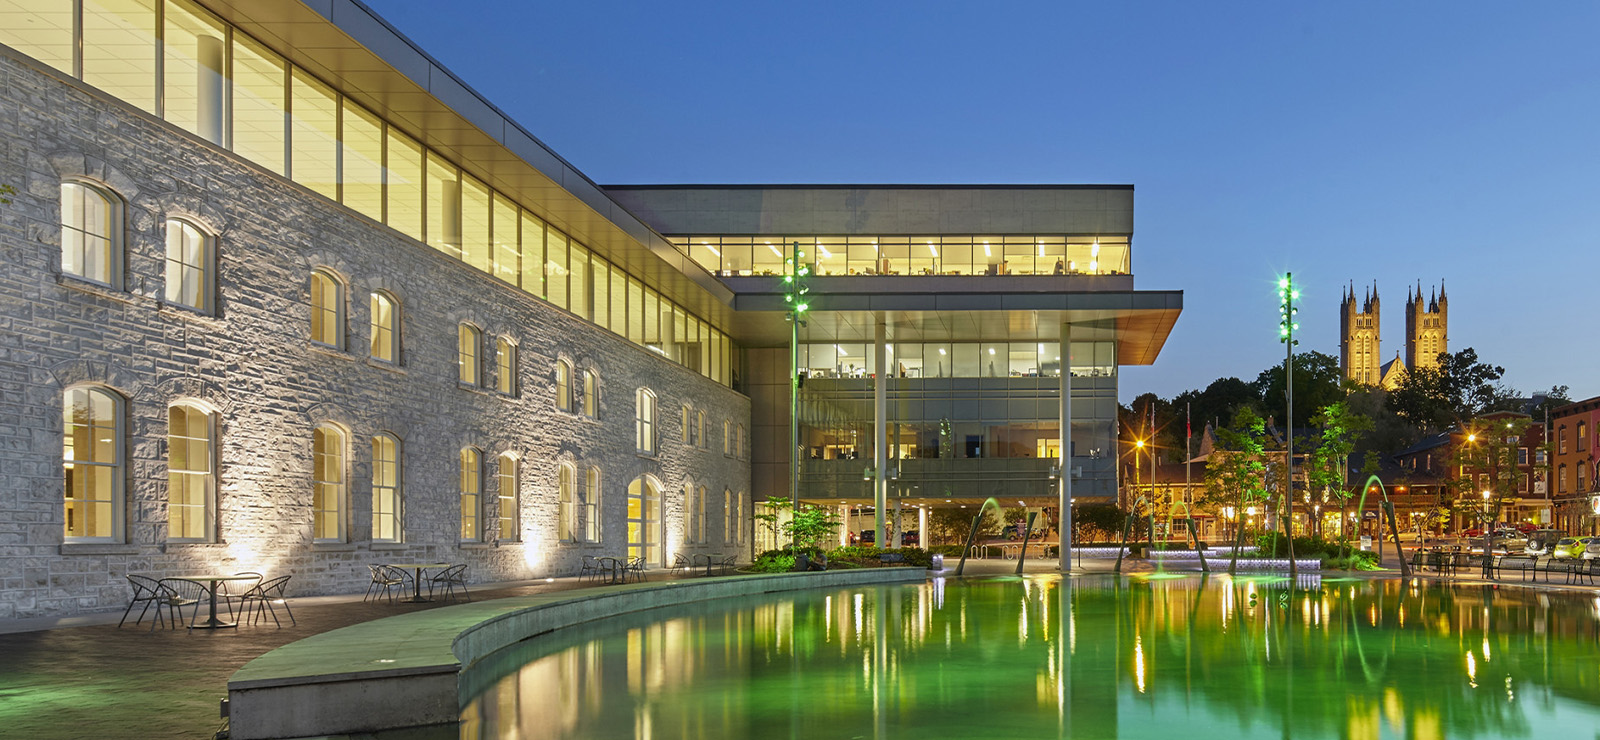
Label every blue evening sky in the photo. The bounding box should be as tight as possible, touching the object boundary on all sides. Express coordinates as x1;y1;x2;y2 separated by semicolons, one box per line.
372;1;1600;403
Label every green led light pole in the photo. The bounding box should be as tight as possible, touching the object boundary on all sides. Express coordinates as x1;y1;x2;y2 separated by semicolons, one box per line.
785;241;810;551
1278;274;1300;577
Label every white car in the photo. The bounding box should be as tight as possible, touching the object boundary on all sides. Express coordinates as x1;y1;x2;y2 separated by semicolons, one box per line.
1583;537;1600;561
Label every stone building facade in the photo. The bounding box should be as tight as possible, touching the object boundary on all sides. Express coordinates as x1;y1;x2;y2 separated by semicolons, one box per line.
0;48;749;620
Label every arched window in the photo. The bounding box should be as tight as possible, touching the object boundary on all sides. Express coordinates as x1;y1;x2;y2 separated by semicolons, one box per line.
724;419;732;456
635;389;656;455
372;434;402;542
163;219;213;312
683;482;698;544
63;387;123;541
458;324;481;386
724;488;734;543
696;484;708;544
681;405;693;444
581;369;598;418
627;476;662;565
557;463;576;541
310;270;344;347
555;360;572;412
369;291;399;363
495;338;517;395
312;424;346;542
696;410;707;449
60;182;120;286
584;466;602;542
735;491;744;545
496;453;518;542
459;447;481;541
167;403;215;542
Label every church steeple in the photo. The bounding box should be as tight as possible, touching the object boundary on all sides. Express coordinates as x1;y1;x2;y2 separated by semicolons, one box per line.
1406;279;1448;371
1341;279;1381;385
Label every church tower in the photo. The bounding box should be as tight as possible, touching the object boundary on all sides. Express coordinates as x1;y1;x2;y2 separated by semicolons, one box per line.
1340;282;1382;385
1406;281;1448;372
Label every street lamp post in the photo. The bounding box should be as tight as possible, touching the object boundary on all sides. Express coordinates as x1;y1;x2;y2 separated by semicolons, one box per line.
785;242;810;551
1278;274;1300;576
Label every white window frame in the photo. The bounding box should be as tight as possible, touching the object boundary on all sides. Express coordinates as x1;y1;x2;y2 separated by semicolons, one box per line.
583;466;602;542
310;269;345;348
369;291;400;363
60;181;122;288
312;424;347;542
460;447;482;541
163;218;213;313
496;453;518;542
495;337;517;395
63;386;125;543
556;360;573;412
582;369;598;418
636;388;657;455
166;402;216;543
372;433;403;543
458;324;482;387
558;463;576;542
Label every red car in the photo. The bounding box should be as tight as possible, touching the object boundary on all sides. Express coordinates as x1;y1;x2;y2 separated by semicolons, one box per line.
1514;522;1539;534
1460;527;1487;538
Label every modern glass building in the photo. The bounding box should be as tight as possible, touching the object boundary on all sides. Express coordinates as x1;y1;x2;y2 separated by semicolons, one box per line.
0;0;1179;619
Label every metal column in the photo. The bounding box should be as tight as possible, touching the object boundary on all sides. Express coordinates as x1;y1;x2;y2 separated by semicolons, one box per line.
1059;322;1073;572
874;314;888;546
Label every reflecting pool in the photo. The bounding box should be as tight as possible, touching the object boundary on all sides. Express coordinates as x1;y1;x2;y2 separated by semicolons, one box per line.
459;575;1600;739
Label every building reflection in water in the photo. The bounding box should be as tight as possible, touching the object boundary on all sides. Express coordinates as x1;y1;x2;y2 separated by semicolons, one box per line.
460;575;1600;739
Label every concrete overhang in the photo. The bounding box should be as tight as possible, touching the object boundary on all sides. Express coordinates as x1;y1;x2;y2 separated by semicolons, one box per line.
724;277;1182;365
195;0;735;325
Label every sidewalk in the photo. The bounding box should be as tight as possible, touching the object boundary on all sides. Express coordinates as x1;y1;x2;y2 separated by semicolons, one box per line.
0;572;698;740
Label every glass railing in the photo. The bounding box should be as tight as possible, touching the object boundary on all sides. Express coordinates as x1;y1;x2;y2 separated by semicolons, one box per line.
678;235;1131;277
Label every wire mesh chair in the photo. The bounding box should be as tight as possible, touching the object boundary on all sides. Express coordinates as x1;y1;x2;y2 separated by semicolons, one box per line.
718;554;738;575
365;564;405;604
622;557;646;583
154;578;207;631
670;553;691;577
428;564;471;603
240;575;296;627
218;571;262;618
118;574;164;629
579;555;601;584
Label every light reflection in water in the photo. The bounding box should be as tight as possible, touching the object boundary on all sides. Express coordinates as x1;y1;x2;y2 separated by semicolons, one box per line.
460;576;1600;739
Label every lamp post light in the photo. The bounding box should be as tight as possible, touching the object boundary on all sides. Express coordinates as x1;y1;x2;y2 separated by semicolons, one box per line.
1278;274;1300;576
785;241;810;552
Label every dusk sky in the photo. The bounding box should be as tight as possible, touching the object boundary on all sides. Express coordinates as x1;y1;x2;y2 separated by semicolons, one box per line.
373;1;1600;404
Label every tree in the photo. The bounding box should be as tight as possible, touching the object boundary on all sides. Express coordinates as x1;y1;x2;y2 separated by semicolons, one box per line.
926;506;998;545
1387;348;1506;431
1173;377;1262;455
1252;351;1344;429
1304;402;1373;549
1074;503;1126;543
1200;408;1271;573
1447;416;1532;570
752;497;841;552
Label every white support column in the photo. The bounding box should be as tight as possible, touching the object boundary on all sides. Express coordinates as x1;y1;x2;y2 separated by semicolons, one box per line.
840;505;850;547
918;506;928;549
874;314;888;546
1059;322;1073;572
892;498;902;549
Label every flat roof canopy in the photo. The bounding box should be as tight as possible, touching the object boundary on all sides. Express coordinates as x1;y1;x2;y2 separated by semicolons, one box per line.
725;277;1181;364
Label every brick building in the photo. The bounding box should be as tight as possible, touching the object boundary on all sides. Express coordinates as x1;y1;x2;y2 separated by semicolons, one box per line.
1551;396;1600;534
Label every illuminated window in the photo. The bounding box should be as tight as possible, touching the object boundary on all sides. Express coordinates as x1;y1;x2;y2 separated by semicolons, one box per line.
557;463;576;541
696;410;707;449
636;389;656;455
83;0;157;114
724;488;733;543
163;0;227;145
583;467;602;542
724;419;732;456
555;360;572;412
372;434;402;542
63;387;123;542
312;424;346;542
166;403;214;541
370;291;399;363
309;270;343;348
61;182;120;286
496;454;518;541
459;447;481;541
581;370;597;419
495;338;516;395
458;324;481;386
163;219;212;312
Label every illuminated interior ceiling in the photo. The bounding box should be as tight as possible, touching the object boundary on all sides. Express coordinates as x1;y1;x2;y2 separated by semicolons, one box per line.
724;280;1182;365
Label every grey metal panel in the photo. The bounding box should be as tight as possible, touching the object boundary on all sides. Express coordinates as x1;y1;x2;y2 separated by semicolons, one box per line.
299;0;334;19
934;294;997;311
426;65;502;141
500;127;563;181
326;1;429;86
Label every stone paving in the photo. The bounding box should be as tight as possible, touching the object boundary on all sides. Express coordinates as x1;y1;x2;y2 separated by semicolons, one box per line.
3;552;1598;740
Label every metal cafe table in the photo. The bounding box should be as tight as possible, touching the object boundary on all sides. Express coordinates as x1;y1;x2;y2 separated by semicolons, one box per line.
382;563;454;603
174;573;260;629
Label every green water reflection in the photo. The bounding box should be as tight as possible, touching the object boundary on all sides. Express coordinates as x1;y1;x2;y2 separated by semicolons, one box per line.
459;576;1600;739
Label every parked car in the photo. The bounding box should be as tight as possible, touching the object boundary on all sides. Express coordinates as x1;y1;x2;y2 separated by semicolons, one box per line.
901;530;920;547
859;530;875;545
1525;529;1565;556
1514;522;1539;534
1460;527;1487;538
1580;536;1600;561
1552;537;1586;560
1489;533;1528;552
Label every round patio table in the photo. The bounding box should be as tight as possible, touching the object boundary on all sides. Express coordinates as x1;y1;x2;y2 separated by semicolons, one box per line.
383;563;454;603
174;574;260;629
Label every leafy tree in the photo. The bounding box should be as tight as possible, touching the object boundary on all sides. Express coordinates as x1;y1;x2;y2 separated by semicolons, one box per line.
926;506;998;545
1073;503;1126;543
1252;351;1344;429
752;496;841;552
1387;348;1506;431
1173;377;1262;455
1445;416;1532;561
1304;402;1373;549
1200;408;1271;573
1527;385;1573;419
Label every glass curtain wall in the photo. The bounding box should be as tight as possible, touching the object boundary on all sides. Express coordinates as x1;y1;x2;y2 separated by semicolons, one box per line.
795;340;1119;500
1;0;740;388
681;235;1131;278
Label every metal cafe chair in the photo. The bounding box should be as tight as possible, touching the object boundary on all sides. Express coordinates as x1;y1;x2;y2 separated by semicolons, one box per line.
623;557;647;583
670;553;691;576
240;575;297;627
153;578;207;631
117;574;164;629
579;555;602;584
218;571;262;618
429;564;472;603
365;564;405;604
